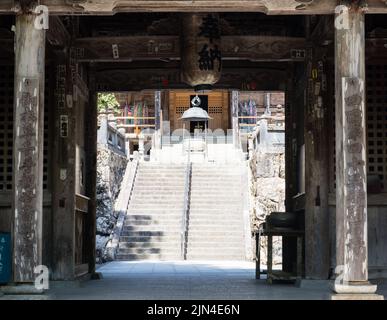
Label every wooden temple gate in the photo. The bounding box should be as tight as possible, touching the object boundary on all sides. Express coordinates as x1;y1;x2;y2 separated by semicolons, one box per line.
0;0;386;298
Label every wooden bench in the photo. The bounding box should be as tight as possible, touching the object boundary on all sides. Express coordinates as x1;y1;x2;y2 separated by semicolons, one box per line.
255;224;304;283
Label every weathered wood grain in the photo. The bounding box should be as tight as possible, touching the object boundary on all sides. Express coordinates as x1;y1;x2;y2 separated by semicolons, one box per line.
335;7;368;283
12;12;46;283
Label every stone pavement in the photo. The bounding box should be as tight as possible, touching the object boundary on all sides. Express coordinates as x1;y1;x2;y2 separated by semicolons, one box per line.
42;261;385;300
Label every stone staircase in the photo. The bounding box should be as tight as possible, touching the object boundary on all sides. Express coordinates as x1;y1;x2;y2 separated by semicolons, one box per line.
116;163;186;260
116;160;249;261
186;163;247;260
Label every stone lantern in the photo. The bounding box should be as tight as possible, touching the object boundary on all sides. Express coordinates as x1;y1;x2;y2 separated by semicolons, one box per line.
181;13;222;91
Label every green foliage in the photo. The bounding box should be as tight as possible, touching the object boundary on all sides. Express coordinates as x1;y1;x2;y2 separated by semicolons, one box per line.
97;93;119;113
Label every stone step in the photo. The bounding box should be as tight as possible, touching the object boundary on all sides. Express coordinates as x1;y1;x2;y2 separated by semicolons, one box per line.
121;225;182;232
186;254;246;260
118;242;181;249
128;203;184;209
138;166;185;169
131;191;183;196
125;213;182;219
187;226;244;232
130;199;184;207
128;203;184;207
189;201;242;206
124;219;181;226
188;229;244;236
132;186;184;191
120;230;181;237
115;253;182;261
189;194;243;199
190;184;242;189
130;192;184;196
189;205;243;209
191;176;242;180
187;235;244;242
125;216;182;221
127;208;184;214
127;206;183;210
137;172;184;175
186;219;243;225
189;209;242;214
188;211;244;216
130;197;184;202
186;242;245;249
119;235;181;242
135;179;185;183
117;247;180;255
186;248;245;255
189;206;243;211
124;216;182;222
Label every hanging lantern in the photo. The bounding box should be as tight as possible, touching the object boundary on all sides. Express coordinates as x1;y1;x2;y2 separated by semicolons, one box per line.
181;13;222;92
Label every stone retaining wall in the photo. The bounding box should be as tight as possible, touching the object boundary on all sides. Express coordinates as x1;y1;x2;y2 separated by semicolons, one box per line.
96;145;128;263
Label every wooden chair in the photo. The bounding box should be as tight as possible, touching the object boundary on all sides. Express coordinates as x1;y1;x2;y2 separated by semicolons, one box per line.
255;212;304;283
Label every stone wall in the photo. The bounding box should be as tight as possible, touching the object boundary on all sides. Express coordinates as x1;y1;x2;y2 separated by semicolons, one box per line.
96;145;128;263
249;146;285;265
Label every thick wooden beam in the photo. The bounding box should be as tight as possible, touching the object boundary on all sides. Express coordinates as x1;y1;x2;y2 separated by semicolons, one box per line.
95;66;287;92
12;10;46;283
74;36;306;63
1;0;387;14
334;5;377;294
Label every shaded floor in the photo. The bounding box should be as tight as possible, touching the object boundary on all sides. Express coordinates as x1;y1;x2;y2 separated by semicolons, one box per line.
39;260;386;300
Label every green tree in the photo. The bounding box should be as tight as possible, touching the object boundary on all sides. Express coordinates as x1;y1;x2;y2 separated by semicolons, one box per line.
97;93;120;113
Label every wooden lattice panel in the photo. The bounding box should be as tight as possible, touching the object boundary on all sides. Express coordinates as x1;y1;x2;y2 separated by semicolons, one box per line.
0;65;14;191
169;90;229;132
366;63;387;190
329;62;387;192
0;64;51;192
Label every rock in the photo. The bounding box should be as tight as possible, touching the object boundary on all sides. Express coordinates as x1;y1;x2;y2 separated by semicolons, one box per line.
96;146;128;263
249;147;285;266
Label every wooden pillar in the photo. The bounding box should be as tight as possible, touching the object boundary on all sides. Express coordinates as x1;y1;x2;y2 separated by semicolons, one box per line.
304;44;330;279
12;8;46;283
283;62;298;274
51;52;77;280
85;65;97;275
334;4;377;294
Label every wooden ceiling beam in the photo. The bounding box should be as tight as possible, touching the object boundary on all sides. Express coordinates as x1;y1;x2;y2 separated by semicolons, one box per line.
1;1;386;15
74;35;307;63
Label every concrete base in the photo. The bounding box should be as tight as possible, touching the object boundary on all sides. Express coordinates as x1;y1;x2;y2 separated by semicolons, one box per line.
329;293;384;300
0;284;44;295
332;282;377;294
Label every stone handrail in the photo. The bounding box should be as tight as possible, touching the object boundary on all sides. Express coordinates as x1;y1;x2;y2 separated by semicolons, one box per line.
98;115;126;155
180;161;192;260
105;154;139;260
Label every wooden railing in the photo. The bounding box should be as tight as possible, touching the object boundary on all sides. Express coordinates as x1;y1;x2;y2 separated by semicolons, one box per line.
238;115;285;129
238;116;260;128
114;116;156;135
